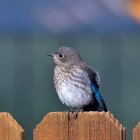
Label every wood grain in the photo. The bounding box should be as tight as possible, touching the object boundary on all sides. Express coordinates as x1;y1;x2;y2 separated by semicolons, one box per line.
0;112;24;140
34;112;125;140
133;122;140;140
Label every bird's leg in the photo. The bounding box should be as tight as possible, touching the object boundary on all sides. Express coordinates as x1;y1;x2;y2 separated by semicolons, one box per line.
67;108;75;120
73;108;83;119
67;108;83;120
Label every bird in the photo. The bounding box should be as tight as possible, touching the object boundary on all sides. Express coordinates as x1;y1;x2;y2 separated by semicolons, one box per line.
48;46;107;114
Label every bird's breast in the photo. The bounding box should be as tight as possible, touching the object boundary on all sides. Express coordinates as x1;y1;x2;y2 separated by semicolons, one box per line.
54;66;93;108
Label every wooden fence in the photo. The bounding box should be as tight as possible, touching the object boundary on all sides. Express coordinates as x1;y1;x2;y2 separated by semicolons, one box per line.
0;112;139;140
0;112;24;140
133;122;140;140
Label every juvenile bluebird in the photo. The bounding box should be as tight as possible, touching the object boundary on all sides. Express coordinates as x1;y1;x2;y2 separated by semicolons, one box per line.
48;47;107;113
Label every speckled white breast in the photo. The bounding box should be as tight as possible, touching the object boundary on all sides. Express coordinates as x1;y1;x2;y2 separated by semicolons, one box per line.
54;65;94;108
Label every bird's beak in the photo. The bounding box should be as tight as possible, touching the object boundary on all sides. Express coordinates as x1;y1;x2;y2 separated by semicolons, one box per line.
47;53;53;57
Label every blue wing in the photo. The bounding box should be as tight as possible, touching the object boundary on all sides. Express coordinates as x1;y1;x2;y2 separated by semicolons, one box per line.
90;82;107;112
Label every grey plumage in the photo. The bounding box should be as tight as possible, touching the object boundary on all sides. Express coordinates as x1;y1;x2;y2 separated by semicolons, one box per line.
49;46;107;112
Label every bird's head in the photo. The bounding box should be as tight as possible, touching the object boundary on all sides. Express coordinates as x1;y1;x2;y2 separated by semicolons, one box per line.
48;47;83;67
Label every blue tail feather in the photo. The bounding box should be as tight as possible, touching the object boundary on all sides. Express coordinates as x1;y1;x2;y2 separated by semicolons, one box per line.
90;83;107;112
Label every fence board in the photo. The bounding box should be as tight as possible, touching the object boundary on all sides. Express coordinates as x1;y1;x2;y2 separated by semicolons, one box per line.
0;112;24;140
34;111;125;140
133;122;140;140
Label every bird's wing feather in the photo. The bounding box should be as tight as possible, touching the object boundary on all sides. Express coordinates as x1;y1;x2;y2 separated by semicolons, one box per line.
82;63;100;88
90;82;107;112
82;64;107;112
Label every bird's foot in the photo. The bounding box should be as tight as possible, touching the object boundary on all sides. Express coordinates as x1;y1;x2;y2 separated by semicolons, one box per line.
67;109;75;120
73;108;83;119
67;111;71;120
67;108;83;120
73;111;78;119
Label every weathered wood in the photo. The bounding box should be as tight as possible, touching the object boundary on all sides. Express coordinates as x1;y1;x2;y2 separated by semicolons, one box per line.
0;112;24;140
133;122;140;140
34;111;125;140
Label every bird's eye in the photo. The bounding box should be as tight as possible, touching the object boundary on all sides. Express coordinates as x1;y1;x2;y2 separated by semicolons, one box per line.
58;53;64;58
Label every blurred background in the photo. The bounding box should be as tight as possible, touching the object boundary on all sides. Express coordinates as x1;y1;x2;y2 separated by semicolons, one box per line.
0;0;140;139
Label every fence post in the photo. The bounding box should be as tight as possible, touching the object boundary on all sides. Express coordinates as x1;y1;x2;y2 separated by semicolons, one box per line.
0;112;24;140
133;122;140;140
34;111;125;140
